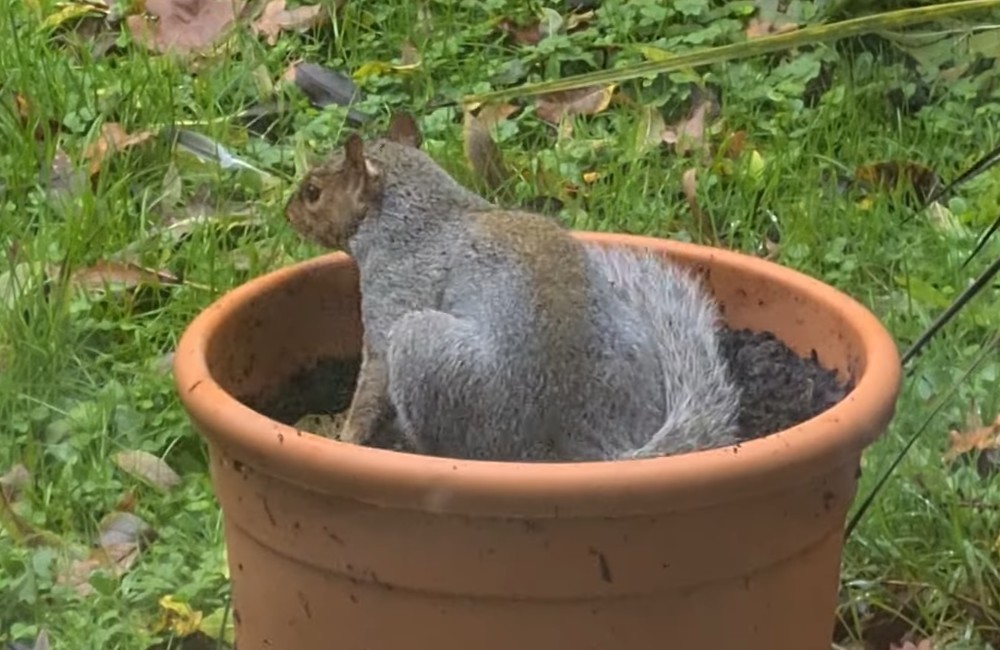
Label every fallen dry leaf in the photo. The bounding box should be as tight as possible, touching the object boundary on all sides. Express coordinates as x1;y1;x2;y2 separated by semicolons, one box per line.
157;595;204;636
662;97;717;158
81;123;156;176
13;92;62;141
535;84;616;124
69;261;180;293
944;412;1000;464
719;130;748;159
745;16;799;39
496;16;543;46
853;161;943;205
0;464;63;547
56;552;103;596
0;464;36;543
114;490;138;513
100;511;155;550
126;0;245;55
40;0;108;30
0;464;30;503
57;511;154;596
475;103;519;130
252;0;324;46
353;56;423;82
746;0;801;39
353;41;422;82
114;450;182;491
463;110;510;193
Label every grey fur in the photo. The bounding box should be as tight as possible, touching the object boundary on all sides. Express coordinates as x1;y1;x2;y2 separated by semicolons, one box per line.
582;246;742;458
321;139;741;461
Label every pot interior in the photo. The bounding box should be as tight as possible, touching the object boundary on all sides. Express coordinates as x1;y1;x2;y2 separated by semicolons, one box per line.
203;239;869;431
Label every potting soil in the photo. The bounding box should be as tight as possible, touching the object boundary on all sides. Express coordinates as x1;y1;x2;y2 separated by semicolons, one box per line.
718;327;850;442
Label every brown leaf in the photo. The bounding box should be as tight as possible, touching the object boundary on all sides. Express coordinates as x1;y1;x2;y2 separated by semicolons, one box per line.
745;16;798;39
114;490;138;513
662;97;717;158
57;552;103;596
69;261;180;293
81;123;156;176
57;512;152;596
13;93;62;141
99;511;155;552
0;464;37;543
252;0;324;46
853;161;943;205
535;84;616;124
943;412;1000;464
475;103;519;130
719;130;748;159
126;0;245;55
0;464;63;548
496;17;543;46
463;110;510;193
114;450;182;491
0;464;30;503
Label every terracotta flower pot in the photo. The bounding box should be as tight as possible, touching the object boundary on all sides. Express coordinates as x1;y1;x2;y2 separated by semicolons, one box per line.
173;232;901;650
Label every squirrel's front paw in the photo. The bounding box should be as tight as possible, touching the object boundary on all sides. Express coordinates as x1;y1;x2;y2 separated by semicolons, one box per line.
337;417;373;445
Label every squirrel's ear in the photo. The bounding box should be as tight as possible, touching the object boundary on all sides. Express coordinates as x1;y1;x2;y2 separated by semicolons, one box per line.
385;111;422;149
343;132;381;181
344;132;366;169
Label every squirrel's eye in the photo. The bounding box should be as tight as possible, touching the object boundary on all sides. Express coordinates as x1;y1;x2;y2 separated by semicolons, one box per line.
302;183;321;203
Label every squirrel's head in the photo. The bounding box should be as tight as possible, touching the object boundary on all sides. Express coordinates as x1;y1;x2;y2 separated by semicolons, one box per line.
284;112;422;250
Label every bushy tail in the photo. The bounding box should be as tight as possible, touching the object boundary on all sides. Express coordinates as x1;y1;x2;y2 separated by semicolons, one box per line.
585;245;742;459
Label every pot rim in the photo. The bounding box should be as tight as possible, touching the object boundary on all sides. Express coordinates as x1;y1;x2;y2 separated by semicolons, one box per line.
173;232;902;517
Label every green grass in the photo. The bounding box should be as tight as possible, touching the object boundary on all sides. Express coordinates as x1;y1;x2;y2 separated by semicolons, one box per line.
2;0;1000;647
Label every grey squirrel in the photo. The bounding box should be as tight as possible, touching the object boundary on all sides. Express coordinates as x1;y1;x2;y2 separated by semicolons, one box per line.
284;112;741;462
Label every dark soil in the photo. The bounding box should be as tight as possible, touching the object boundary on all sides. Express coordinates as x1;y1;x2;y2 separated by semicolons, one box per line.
246;326;851;454
718;328;851;442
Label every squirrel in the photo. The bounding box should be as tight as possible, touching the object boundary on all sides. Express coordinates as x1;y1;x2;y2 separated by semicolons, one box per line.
284;112;741;462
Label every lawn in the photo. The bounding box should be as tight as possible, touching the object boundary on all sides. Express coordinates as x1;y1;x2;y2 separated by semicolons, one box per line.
2;0;1000;648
